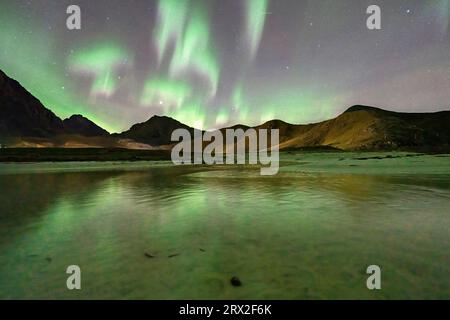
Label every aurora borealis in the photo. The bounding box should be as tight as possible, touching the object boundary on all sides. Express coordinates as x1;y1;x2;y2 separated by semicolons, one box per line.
0;0;449;133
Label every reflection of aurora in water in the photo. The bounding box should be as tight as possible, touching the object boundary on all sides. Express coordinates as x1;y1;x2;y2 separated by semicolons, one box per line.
0;153;449;299
0;0;449;132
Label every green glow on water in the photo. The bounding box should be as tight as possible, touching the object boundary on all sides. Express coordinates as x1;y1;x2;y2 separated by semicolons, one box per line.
0;154;449;299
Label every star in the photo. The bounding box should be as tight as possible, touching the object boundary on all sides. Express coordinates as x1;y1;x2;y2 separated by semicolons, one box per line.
2;0;449;132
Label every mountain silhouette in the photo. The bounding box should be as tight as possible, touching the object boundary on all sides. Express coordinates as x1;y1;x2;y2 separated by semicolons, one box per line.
0;69;66;137
1;69;449;150
256;105;450;150
115;115;197;146
63;115;109;137
0;69;108;139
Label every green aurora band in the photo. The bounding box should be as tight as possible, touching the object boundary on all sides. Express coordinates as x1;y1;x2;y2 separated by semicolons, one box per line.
140;77;192;109
154;0;189;64
68;42;130;97
1;0;447;132
168;3;220;97
246;0;269;60
0;0;338;132
0;4;122;132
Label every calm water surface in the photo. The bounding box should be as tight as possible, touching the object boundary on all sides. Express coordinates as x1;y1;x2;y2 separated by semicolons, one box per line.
0;153;449;299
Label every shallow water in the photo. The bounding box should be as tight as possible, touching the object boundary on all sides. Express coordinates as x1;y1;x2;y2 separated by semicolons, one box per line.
0;152;449;299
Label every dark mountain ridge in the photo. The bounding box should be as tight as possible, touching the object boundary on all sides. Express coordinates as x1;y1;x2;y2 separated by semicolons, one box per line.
0;69;109;139
0;69;65;138
1;69;449;151
114;115;198;146
63;115;109;137
259;105;450;150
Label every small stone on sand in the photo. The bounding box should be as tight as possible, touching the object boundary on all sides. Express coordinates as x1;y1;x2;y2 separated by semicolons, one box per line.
230;276;242;287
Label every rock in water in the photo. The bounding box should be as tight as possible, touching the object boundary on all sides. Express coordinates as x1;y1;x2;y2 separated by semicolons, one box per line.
230;276;242;287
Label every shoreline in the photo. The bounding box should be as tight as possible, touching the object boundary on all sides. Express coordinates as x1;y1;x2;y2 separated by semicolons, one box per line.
1;147;450;163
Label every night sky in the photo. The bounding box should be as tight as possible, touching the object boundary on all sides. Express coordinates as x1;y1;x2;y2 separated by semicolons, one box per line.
0;0;449;132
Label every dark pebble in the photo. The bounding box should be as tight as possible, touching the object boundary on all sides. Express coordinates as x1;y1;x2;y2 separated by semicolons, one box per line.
230;276;242;287
199;248;206;252
144;252;155;258
168;253;180;258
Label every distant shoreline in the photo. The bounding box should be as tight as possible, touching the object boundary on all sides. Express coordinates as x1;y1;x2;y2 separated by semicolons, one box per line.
0;147;449;163
0;148;173;162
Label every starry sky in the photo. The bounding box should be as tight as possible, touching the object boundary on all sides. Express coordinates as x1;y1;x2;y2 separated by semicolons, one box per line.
0;0;449;133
